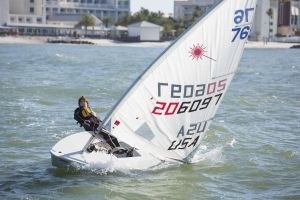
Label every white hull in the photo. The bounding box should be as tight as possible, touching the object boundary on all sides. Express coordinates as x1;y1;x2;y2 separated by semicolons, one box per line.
50;132;163;170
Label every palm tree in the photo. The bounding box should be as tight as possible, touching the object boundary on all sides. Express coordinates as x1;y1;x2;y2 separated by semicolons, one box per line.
102;17;113;28
192;6;202;21
163;21;173;37
186;5;203;26
140;7;150;18
266;8;273;40
79;14;96;35
134;8;149;22
116;12;131;26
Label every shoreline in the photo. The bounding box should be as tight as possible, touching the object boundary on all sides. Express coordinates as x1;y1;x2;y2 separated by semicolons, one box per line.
0;36;299;48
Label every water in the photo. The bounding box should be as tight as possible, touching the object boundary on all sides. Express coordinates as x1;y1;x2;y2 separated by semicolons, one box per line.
0;44;299;199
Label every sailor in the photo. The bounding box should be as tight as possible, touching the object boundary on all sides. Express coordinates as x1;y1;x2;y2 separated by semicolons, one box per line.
74;96;101;132
74;96;133;156
74;96;122;149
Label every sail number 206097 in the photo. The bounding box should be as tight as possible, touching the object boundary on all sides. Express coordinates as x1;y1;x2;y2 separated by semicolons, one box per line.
231;8;255;42
151;79;227;115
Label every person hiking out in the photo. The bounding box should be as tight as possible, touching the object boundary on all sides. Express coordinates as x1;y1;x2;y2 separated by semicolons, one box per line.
74;96;122;151
74;96;100;132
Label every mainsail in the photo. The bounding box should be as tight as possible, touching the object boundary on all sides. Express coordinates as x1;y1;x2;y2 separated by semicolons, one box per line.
101;0;257;162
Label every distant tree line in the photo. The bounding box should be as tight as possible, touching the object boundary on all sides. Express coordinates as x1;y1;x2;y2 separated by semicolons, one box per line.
79;6;204;40
115;6;203;38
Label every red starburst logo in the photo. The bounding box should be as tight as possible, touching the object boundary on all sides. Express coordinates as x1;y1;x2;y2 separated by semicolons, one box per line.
189;44;216;61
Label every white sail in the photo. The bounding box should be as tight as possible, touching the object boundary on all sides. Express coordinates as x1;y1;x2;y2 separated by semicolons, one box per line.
101;0;257;162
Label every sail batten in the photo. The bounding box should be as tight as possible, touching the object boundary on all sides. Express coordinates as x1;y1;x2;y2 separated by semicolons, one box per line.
101;0;257;161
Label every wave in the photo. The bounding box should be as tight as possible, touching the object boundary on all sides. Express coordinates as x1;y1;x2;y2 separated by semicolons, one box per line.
190;146;224;163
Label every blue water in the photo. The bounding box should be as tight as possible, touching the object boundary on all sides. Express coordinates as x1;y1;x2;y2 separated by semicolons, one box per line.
0;44;299;199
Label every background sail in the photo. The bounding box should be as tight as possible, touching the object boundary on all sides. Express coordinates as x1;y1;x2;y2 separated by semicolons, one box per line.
102;0;257;161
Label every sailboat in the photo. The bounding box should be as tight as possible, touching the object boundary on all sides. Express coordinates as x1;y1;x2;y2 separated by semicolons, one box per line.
51;0;257;170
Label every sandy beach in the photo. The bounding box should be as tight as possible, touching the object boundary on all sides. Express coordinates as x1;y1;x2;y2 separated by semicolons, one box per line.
0;36;299;48
245;41;300;49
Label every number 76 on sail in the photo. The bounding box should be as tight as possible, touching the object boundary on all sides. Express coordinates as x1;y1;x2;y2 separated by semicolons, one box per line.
231;8;255;42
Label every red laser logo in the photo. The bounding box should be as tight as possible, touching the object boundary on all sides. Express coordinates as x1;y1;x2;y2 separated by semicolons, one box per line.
189;44;216;61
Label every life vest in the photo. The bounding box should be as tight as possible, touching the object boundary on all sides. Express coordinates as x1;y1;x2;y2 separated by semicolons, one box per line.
74;106;100;130
82;106;93;118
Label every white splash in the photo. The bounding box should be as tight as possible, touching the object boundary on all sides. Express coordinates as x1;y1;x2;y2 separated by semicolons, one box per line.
81;151;127;174
227;138;236;147
190;147;223;163
81;151;161;174
55;53;63;58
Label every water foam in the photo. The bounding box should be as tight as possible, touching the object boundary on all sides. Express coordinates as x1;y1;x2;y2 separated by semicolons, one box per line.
227;138;236;147
55;53;63;58
81;151;133;174
190;146;224;163
79;142;229;173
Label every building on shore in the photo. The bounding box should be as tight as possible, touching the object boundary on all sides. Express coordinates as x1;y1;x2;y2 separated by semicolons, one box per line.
174;0;300;41
9;0;46;25
250;0;279;41
111;25;128;39
127;21;163;41
251;0;300;40
0;0;130;36
174;0;218;20
45;0;130;22
291;0;300;35
277;0;300;36
0;0;9;26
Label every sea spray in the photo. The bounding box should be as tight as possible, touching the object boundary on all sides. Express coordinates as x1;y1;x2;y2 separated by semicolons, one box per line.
191;146;224;163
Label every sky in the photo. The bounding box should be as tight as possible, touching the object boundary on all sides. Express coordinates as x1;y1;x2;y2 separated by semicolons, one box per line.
131;0;175;16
